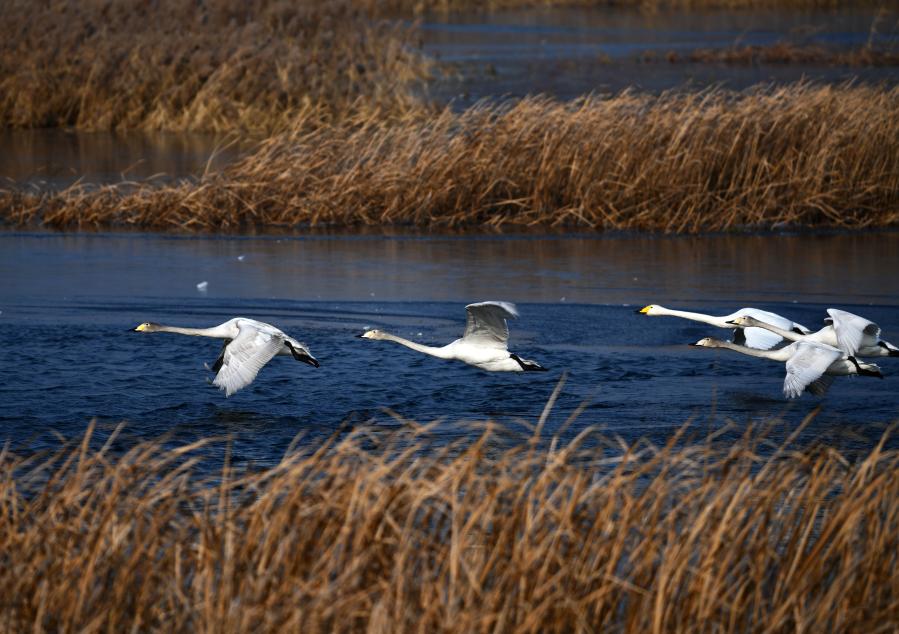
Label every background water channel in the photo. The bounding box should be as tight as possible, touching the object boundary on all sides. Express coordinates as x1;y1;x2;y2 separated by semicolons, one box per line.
2;231;898;465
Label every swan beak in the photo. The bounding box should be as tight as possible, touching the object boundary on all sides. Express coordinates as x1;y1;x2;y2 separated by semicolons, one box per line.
636;306;651;314
725;320;737;325
131;325;145;332
355;333;365;338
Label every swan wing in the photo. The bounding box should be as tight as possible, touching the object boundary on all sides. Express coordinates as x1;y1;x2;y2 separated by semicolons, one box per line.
463;301;519;349
782;342;842;399
739;327;783;351
827;308;880;356
731;308;804;349
212;324;282;396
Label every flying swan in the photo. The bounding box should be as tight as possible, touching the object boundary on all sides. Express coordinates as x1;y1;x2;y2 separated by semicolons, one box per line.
637;304;810;350
358;301;547;372
691;337;883;398
728;309;899;358
132;318;319;396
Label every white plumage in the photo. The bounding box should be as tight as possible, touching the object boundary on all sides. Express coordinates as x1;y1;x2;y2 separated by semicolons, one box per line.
638;304;809;350
358;301;546;372
692;337;883;398
132;317;319;396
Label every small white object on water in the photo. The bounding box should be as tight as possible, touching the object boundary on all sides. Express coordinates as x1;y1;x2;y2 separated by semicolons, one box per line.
237;255;246;261
197;281;209;292
560;296;566;302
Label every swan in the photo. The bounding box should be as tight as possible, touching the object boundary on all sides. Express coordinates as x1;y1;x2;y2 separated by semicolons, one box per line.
132;318;319;396
358;301;547;372
637;304;810;350
729;309;899;358
691;337;883;398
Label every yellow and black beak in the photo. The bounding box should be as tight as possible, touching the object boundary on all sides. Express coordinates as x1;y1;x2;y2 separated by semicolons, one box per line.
132;324;147;332
635;305;651;315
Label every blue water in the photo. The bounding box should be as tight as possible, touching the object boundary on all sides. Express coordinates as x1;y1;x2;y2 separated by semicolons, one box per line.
2;231;898;465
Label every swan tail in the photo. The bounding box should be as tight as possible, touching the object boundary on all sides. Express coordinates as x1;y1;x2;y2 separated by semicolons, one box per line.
510;353;548;372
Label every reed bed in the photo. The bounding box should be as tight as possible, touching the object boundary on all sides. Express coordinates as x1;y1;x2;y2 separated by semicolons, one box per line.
1;418;897;632
0;0;430;132
4;83;899;232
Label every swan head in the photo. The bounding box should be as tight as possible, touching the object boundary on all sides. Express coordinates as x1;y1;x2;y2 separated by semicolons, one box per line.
358;329;387;340
691;337;723;348
636;304;664;315
132;322;162;333
726;316;759;327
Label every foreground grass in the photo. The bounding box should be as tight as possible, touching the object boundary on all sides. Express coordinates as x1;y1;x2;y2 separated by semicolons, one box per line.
1;419;897;632
3;84;898;232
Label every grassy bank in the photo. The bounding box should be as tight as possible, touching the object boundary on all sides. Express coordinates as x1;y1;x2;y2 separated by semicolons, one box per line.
3;84;898;232
1;420;897;632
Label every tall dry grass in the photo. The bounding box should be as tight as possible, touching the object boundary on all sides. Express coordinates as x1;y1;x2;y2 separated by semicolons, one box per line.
3;84;899;232
1;417;897;632
0;0;430;132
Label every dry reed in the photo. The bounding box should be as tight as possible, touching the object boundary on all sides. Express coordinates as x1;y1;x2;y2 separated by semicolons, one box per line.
3;83;899;232
0;0;430;132
1;417;897;632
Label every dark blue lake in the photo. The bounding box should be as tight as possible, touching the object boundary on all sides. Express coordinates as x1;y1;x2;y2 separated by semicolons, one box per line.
2;231;898;465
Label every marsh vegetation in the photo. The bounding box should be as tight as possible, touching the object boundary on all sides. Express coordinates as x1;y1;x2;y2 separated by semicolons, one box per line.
1;419;897;632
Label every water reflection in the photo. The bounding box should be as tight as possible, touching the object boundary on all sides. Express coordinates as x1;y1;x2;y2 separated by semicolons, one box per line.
0;129;245;190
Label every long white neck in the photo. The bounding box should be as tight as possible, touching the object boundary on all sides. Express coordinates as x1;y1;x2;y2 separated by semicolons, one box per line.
380;332;454;359
156;324;233;338
746;320;803;343
657;307;726;327
712;340;792;361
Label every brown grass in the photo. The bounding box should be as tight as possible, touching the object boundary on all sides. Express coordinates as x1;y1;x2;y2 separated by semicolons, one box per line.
3;83;899;232
0;0;430;132
1;417;898;632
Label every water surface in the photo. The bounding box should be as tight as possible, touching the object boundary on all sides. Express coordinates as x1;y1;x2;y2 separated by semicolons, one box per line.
2;231;898;464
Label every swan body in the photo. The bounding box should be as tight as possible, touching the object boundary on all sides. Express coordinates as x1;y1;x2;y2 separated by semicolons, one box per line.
729;310;899;358
692;337;882;398
132;318;319;396
638;304;810;350
358;301;546;372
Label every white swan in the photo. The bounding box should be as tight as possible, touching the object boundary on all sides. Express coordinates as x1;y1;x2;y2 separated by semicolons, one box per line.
638;304;810;350
728;309;899;358
691;337;883;398
358;301;547;372
132;318;319;396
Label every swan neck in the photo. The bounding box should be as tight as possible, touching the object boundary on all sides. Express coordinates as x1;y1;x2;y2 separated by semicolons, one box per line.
157;325;228;338
749;321;798;341
660;308;722;327
716;340;782;359
381;333;452;358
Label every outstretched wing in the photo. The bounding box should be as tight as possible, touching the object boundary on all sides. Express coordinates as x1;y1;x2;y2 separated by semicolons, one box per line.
827;308;880;357
782;342;842;399
463;301;519;349
212;325;283;396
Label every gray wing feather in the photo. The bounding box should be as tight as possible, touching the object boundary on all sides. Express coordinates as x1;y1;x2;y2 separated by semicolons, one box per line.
213;326;282;396
827;308;880;357
782;342;842;399
463;301;518;349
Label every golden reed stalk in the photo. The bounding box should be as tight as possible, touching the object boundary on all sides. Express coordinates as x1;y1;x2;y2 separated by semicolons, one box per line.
1;417;897;632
